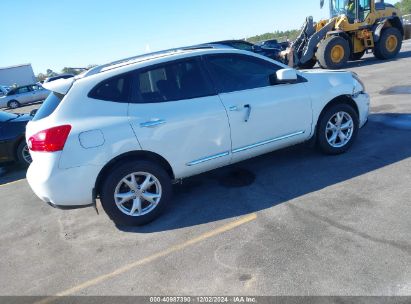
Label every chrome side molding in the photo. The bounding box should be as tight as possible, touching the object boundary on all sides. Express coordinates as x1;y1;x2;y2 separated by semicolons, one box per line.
186;152;230;166
232;131;305;154
140;120;166;128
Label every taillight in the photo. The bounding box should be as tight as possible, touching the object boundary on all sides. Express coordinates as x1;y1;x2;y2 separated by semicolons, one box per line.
28;125;72;152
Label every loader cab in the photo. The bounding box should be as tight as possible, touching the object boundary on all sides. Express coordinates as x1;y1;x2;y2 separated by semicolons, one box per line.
328;0;373;23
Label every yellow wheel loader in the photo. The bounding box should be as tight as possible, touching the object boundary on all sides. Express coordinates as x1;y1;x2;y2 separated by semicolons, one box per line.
288;0;404;69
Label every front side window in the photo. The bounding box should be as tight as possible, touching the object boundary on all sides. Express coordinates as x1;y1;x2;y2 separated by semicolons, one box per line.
205;54;281;94
133;58;214;103
89;74;131;102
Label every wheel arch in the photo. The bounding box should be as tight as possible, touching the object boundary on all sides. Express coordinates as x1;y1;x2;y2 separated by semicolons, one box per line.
374;17;404;42
94;150;175;197
315;95;359;131
7;99;19;107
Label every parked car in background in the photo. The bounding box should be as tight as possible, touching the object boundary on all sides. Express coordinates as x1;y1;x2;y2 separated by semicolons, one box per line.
258;39;289;51
0;84;49;109
0;87;7;97
205;40;282;61
0;111;32;166
26;47;369;226
43;74;74;84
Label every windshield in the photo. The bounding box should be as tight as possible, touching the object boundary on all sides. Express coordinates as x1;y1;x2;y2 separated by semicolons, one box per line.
329;0;371;21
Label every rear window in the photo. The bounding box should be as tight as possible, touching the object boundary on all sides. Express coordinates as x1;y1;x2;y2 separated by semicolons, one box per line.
88;74;131;102
133;58;215;103
32;92;64;121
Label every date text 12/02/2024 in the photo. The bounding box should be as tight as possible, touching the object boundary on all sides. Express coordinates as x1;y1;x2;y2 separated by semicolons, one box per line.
149;297;257;303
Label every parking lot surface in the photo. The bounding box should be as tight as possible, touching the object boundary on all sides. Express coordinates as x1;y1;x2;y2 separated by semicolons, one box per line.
1;41;410;297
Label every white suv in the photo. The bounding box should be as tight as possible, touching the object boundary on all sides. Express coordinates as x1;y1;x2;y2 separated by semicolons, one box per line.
26;47;370;226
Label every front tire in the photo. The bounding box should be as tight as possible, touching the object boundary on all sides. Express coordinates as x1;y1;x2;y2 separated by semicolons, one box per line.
317;104;359;155
8;100;20;109
317;36;350;69
100;160;172;226
374;27;402;60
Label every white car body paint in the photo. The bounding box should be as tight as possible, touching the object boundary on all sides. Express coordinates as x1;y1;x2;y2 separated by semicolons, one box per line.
26;48;370;207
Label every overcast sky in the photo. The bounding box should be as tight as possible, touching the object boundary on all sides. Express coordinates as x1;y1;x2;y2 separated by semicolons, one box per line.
0;0;397;74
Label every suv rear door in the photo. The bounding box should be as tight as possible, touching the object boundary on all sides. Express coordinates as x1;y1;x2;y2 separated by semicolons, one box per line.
128;57;232;178
15;86;34;105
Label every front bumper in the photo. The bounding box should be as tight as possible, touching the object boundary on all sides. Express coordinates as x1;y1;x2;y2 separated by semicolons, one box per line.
353;92;370;128
27;153;101;207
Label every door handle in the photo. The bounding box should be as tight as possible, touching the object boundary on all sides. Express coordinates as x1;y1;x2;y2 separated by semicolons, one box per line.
140;119;166;128
244;104;252;122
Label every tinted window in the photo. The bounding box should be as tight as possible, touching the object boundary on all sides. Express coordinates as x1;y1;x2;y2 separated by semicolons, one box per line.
17;87;30;94
30;85;41;91
32;92;64;121
89;74;131;102
205;54;281;93
133;58;214;103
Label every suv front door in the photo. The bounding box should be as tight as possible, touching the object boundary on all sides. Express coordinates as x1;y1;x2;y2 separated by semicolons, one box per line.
128;57;232;178
204;53;313;163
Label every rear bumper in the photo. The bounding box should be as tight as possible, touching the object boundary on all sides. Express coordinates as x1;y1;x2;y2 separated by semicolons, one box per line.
27;154;101;207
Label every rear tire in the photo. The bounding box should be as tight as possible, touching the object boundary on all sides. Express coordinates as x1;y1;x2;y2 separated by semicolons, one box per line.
317;36;350;69
374;27;402;60
16;141;32;166
8;100;20;109
317;104;359;155
100;160;172;226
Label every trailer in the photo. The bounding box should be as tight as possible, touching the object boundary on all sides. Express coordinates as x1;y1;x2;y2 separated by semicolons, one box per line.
0;64;36;87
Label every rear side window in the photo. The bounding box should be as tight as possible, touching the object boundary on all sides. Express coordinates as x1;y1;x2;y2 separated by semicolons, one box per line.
133;58;215;103
17;87;30;94
32;92;64;121
89;74;131;102
205;54;281;93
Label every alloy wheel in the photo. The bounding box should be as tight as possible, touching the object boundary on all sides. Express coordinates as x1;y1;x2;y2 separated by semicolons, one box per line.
114;172;162;217
21;144;32;164
325;111;354;148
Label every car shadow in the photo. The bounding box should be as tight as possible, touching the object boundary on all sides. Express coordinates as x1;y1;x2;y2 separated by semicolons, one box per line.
0;163;27;185
118;113;411;233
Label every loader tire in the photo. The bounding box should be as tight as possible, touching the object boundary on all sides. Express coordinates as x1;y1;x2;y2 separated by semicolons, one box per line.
317;36;350;69
374;27;402;60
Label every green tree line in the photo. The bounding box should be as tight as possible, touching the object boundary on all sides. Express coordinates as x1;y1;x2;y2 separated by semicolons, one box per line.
36;64;97;82
395;0;411;14
246;29;300;44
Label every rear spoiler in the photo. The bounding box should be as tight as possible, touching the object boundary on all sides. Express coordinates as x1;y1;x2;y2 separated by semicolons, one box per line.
41;78;74;95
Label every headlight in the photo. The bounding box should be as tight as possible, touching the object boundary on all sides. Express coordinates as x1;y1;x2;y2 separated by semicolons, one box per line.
352;72;366;94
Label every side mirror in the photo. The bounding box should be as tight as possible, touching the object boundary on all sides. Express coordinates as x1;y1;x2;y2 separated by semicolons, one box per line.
30;109;38;117
270;69;298;85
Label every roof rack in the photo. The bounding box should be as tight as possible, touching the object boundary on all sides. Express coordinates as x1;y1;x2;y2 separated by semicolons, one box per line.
83;46;214;77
